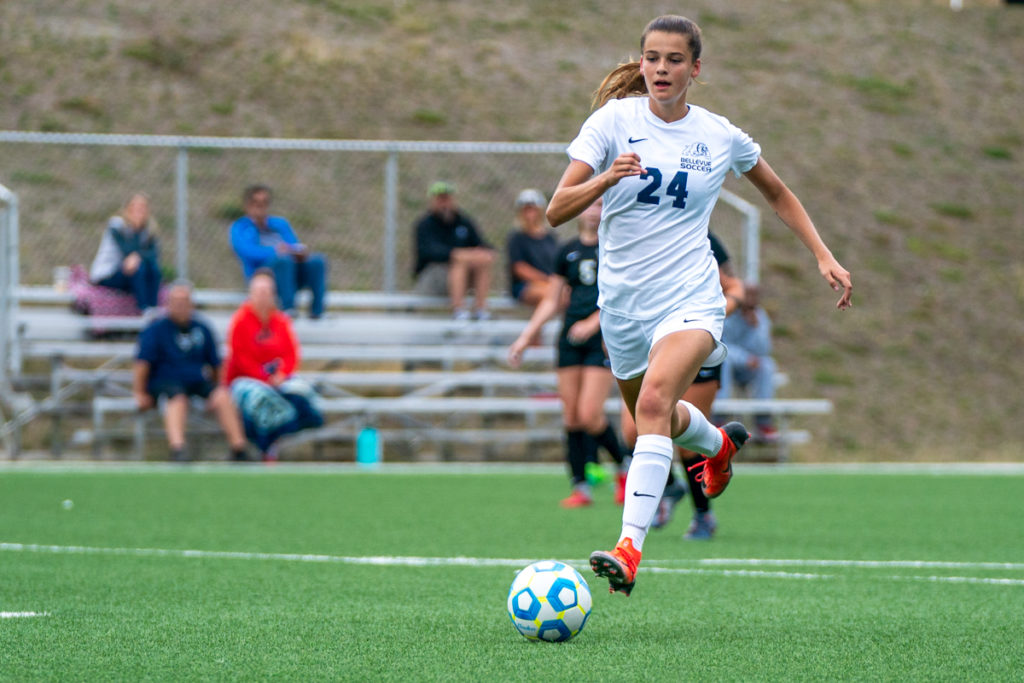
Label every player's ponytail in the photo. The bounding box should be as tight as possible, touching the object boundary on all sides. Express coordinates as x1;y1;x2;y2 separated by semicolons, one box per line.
592;15;703;110
592;62;646;109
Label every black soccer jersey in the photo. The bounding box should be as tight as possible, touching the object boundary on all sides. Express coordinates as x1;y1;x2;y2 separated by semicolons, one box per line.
555;237;599;324
708;231;730;266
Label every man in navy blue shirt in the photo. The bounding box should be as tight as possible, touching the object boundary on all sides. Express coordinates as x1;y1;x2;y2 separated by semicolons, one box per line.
133;281;249;462
229;184;328;319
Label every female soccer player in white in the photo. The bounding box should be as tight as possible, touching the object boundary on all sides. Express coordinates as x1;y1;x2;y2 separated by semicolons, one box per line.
546;15;853;596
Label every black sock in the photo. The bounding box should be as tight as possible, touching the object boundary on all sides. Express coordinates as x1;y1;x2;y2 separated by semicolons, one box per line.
582;432;599;467
566;430;588;485
683;454;710;513
592;424;625;465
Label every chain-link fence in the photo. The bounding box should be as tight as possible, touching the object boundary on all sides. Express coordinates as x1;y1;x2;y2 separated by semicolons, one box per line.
0;132;760;295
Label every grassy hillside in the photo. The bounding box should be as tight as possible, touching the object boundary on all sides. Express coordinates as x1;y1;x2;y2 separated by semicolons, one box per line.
1;0;1022;460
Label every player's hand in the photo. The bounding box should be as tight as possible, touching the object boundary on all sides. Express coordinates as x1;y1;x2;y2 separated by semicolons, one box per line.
818;255;853;310
567;319;598;345
601;153;645;188
507;339;527;368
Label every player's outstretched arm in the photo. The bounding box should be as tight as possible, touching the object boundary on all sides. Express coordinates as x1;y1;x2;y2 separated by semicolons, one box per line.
744;158;853;310
507;276;567;368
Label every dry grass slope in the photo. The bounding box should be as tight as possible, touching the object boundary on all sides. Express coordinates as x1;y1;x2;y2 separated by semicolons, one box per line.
1;0;1022;460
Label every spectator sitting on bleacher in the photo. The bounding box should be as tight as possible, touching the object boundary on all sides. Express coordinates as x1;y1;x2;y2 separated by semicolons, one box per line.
132;280;249;463
507;189;559;309
229;184;328;320
89;193;162;315
224;269;323;461
718;282;779;443
413;181;496;321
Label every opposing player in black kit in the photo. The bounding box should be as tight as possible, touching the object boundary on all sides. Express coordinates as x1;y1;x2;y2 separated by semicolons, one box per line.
508;199;628;507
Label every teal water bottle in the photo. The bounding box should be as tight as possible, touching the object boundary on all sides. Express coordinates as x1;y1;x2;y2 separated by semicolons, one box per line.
356;427;381;467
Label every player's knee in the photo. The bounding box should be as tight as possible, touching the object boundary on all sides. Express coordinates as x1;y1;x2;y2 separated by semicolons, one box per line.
578;407;606;433
634;386;673;424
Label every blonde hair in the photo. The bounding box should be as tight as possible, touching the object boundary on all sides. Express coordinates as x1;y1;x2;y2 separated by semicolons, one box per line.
119;192;159;235
592;15;704;109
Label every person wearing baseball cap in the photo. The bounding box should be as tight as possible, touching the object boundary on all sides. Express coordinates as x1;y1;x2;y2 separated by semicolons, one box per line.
507;188;559;309
412;181;496;320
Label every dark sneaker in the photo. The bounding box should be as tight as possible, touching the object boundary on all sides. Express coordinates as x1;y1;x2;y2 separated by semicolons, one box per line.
754;425;780;444
688;422;748;499
651;481;687;529
589;537;641;596
683;511;718;541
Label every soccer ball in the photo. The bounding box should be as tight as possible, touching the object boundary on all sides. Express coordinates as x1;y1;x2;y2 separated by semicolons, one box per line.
506;560;592;642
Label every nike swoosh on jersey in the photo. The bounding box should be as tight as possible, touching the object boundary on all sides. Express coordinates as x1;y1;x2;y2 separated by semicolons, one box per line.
628;137;648;144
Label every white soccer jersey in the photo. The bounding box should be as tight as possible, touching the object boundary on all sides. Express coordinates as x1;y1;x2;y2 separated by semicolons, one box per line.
566;97;761;320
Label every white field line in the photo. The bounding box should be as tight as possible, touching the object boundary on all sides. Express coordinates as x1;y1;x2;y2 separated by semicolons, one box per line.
896;575;1024;587
1;611;50;618
2;542;1022;587
694;558;1024;571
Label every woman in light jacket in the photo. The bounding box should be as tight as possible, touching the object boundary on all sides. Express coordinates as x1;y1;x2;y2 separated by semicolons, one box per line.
89;193;161;313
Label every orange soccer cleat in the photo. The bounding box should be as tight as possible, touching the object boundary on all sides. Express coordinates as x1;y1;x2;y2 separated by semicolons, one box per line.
589;537;641;596
689;422;749;499
560;490;593;508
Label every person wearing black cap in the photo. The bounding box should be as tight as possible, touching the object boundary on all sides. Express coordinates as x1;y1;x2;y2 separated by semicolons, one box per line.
412;181;496;321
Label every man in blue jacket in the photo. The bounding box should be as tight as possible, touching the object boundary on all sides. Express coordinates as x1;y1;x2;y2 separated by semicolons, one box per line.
229;184;328;319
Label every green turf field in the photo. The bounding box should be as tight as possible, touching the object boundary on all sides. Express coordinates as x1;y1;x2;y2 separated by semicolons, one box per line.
2;464;1022;681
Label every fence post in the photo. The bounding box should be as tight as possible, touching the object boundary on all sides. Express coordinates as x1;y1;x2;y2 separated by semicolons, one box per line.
175;147;189;281
383;150;399;292
6;190;20;375
744;206;761;286
0;193;8;385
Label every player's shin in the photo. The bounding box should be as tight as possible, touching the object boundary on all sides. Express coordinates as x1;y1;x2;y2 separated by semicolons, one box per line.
618;434;673;551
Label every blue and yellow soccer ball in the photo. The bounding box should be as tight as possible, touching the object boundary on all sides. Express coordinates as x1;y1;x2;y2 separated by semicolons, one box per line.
506;560;592;642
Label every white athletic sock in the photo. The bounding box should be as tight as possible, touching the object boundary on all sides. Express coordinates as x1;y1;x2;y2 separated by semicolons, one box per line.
671;400;724;457
617;434;673;552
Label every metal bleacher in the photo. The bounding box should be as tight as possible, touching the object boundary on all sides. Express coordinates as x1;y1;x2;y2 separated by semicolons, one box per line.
5;286;832;462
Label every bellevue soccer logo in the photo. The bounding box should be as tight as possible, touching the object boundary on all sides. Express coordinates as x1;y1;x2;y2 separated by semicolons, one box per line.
680;142;712;173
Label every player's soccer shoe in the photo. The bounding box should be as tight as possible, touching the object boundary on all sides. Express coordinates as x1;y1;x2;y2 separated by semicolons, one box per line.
560;490;593;508
589;538;641;596
585;461;610;487
688;422;749;499
614;472;627;505
683;511;718;540
650;480;686;529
